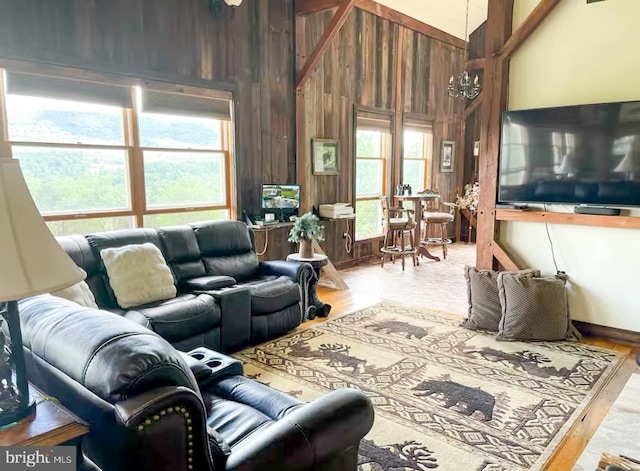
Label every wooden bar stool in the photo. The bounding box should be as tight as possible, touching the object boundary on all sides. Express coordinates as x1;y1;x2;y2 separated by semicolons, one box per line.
380;196;417;271
421;198;455;260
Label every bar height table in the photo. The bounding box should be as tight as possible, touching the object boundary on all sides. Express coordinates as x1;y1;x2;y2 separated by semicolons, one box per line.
393;194;442;263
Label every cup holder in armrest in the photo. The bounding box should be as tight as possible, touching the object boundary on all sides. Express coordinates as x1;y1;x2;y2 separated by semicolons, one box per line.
186;347;243;383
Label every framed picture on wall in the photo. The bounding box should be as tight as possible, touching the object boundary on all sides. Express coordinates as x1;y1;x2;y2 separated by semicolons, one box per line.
440;140;455;173
312;139;340;175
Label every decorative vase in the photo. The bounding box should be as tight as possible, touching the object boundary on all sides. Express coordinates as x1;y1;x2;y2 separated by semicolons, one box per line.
299;238;314;259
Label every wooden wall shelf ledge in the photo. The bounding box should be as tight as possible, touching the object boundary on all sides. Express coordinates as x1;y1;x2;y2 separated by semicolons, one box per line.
495;209;640;230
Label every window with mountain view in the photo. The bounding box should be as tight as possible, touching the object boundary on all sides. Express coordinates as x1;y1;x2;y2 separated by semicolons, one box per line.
0;70;234;235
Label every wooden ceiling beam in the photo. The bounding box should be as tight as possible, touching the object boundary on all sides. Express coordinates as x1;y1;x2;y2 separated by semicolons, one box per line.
296;0;356;91
465;58;485;71
499;0;561;60
295;0;342;16
462;91;483;120
354;0;465;49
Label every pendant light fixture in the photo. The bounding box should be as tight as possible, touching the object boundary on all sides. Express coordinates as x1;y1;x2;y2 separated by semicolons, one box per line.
448;0;481;100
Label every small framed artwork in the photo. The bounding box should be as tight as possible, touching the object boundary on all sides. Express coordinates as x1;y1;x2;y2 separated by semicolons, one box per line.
440;140;455;173
312;139;340;175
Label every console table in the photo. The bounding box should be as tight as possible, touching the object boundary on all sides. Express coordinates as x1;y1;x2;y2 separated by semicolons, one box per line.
286;253;331;320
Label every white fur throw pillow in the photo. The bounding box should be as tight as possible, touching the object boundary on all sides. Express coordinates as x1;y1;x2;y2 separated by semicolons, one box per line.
51;269;99;309
100;243;176;309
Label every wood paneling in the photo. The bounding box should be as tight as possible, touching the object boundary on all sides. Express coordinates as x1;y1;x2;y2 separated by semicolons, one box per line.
253;225;297;261
0;0;296;223
299;7;464;264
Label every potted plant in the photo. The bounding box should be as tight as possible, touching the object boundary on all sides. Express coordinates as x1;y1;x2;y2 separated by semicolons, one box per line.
288;212;325;259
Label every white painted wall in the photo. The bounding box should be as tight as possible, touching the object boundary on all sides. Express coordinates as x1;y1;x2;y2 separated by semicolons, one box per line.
505;0;640;331
372;0;487;40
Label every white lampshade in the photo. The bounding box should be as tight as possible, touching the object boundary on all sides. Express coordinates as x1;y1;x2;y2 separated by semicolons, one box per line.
224;0;243;6
0;159;85;301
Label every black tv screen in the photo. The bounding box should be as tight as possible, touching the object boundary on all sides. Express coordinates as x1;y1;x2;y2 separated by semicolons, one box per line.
498;101;640;207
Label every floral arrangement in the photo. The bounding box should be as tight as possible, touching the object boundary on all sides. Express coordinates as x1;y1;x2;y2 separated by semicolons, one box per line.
454;181;479;211
287;212;325;244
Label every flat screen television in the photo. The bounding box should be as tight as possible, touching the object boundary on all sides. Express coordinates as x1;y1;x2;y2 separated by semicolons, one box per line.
261;184;300;212
498;100;640;207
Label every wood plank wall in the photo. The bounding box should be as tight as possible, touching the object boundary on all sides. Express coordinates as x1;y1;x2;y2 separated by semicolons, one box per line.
0;0;465;263
300;8;464;266
0;0;297;259
460;22;486;242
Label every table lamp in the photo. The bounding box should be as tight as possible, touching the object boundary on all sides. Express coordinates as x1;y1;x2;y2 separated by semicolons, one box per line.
0;159;85;427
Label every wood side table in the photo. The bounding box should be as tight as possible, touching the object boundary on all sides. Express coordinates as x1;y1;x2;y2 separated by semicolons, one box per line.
286;253;331;320
0;383;89;446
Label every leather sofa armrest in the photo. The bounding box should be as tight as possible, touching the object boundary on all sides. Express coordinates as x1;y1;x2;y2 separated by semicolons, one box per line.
226;388;374;471
115;386;219;471
258;260;313;284
183;275;237;291
201;286;251;353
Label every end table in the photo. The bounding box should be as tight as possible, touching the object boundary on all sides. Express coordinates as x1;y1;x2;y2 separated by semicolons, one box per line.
0;383;89;446
286;253;331;320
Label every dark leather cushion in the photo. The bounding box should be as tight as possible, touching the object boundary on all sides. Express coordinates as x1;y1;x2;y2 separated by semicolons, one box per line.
133;294;221;342
201;253;260;282
18;295;198;403
191;220;254;255
241;276;300;315
57;235;114;308
212;375;302;420
203;393;274;447
85;228;163;255
157;225;207;283
191;221;259;281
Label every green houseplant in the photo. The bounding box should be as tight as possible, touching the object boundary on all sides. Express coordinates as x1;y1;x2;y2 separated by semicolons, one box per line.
288;212;325;259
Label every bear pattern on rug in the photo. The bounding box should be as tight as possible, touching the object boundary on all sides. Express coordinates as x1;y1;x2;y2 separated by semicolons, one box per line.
235;301;623;471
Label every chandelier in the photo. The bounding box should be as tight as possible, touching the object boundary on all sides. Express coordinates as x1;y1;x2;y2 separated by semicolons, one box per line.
448;0;481;100
209;0;243;18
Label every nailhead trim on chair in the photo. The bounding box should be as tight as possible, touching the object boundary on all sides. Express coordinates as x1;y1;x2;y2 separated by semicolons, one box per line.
136;405;194;470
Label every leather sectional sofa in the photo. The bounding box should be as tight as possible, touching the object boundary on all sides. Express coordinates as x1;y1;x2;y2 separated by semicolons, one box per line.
56;220;313;353
18;295;375;471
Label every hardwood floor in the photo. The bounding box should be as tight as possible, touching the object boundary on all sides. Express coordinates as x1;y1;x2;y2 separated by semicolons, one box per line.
310;245;640;471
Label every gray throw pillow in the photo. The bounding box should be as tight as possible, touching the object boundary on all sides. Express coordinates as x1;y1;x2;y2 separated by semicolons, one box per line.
461;266;539;332
496;273;578;341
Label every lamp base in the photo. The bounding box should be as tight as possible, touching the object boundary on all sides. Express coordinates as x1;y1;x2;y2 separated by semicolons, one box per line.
0;397;36;429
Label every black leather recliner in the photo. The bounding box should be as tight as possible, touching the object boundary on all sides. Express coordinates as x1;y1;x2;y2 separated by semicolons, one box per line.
56;220;313;353
19;296;374;471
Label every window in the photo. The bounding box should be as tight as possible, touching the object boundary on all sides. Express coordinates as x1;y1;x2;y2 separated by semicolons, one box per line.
354;114;392;240
402;124;433;192
0;69;235;235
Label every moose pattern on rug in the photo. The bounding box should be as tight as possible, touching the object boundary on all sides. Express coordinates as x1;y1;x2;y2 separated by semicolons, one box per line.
235;302;623;471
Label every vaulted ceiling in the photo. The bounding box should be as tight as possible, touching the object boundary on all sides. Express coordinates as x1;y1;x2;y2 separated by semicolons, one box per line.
372;0;488;40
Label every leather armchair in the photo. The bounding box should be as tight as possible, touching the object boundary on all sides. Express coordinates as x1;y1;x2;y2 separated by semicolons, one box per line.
18;296;374;471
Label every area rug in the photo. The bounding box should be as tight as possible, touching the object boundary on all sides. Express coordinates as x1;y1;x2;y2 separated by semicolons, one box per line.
235;301;624;471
